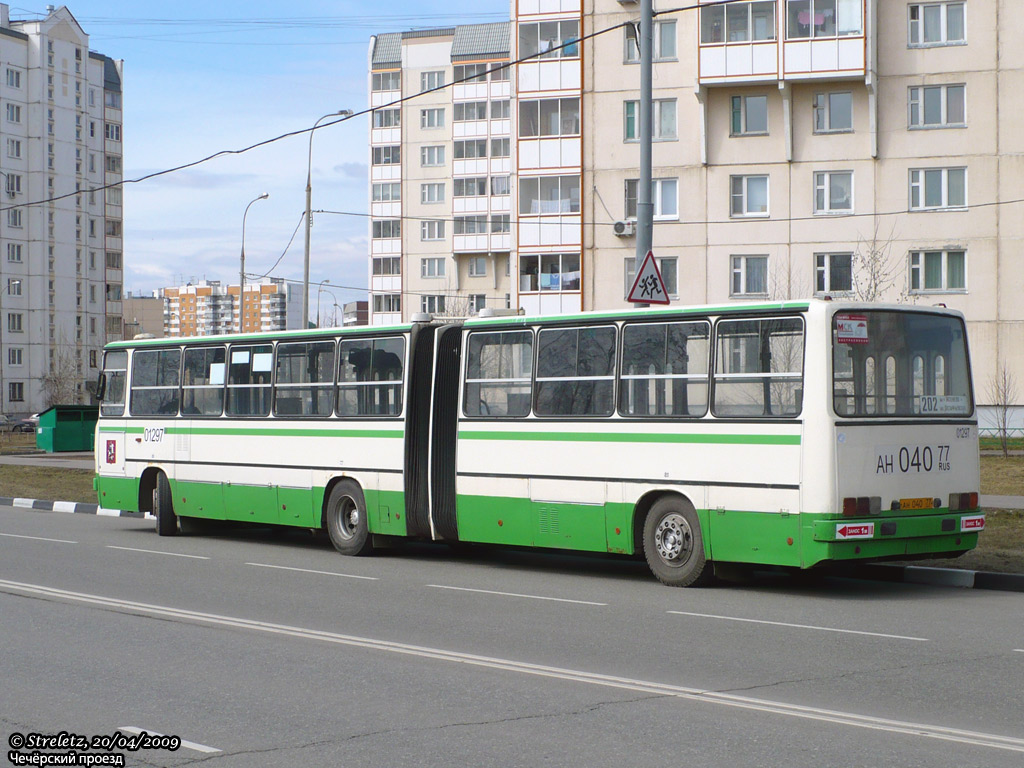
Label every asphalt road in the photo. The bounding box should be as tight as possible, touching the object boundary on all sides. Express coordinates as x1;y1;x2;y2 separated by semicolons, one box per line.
2;503;1022;768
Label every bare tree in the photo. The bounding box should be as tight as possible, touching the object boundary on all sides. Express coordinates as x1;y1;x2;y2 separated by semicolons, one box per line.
987;363;1019;458
851;218;909;303
40;333;80;407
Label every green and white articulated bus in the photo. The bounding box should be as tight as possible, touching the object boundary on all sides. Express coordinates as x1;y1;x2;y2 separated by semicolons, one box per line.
94;299;983;586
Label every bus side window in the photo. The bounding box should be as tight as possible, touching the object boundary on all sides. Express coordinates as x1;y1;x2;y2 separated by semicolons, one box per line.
619;321;709;417
464;330;533;417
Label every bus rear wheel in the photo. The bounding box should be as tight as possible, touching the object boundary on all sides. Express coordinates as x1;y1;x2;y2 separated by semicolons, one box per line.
325;480;372;556
153;472;178;537
642;497;711;587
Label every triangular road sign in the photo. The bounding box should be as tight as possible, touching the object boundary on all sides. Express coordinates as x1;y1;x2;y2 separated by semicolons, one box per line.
626;250;670;304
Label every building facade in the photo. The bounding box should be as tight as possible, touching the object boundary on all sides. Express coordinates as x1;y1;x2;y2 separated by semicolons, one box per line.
161;278;301;337
0;4;123;415
369;0;1024;412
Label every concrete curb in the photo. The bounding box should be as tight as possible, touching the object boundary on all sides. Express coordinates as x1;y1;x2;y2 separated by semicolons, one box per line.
0;496;151;519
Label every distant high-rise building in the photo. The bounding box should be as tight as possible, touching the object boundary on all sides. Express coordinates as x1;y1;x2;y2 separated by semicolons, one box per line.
0;3;123;414
162;279;301;337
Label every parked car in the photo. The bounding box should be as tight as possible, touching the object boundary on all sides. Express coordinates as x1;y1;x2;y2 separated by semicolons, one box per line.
0;415;12;433
11;418;35;433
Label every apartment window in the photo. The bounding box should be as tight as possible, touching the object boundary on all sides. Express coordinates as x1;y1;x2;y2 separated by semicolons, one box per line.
701;1;776;44
787;0;863;39
468;256;487;277
454;216;489;234
372;219;401;239
7;278;21;296
106;251;122;269
105;91;122;109
372;182;401;202
89;218;98;238
468;295;486;314
910;168;966;210
488;63;510;81
518;20;580;60
105;220;122;237
7;243;23;262
7;312;24;332
624;256;678;296
490;214;511;233
625;19;678;61
454;139;488;159
420;108;444;129
519;175;581;215
490;138;510;158
519;254;581;292
5;173;21;195
372;256;401;275
624;99;677;141
90;284;97;303
731;255;769;296
491;176;511;196
730;175;769;217
8;209;22;228
421;145;445;166
454;102;487;122
372;108;400;128
624;178;679;220
9;348;22;366
814;171;853;213
731;95;768;135
815;253;853;294
6;138;21;159
453;63;488;83
105;123;121;141
421;257;446;278
8;382;24;403
421;295;446;314
6;68;21;88
421;182;445;204
453;178;487;197
106;156;122;173
6;103;21;123
909;85;965;128
814;92;852;132
910;250;966;292
372;146;401;165
909;3;965;46
372;293;401;313
519;98;580;137
90;350;98;368
372;71;400;91
421;220;446;240
421;70;445;91
491;100;511;119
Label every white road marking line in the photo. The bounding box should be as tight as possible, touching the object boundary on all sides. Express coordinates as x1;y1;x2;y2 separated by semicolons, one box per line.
667;610;929;642
246;562;378;580
118;726;220;754
426;584;607;606
106;545;209;560
1014;649;1024;654
2;579;1022;755
0;532;77;544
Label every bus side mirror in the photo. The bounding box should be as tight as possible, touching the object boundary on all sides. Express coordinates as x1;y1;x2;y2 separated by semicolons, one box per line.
96;373;106;401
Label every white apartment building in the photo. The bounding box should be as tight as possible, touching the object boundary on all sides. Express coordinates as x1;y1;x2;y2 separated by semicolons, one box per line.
0;4;123;415
371;1;1024;412
368;24;514;324
162;279;301;337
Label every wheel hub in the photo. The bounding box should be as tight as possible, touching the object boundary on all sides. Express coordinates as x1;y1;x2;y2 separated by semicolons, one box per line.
655;513;692;564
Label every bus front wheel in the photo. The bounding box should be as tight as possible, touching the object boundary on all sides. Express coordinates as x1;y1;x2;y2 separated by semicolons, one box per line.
642;497;711;587
153;472;178;537
325;480;373;556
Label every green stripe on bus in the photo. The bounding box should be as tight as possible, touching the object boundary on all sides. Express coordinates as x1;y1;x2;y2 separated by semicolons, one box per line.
97;425;402;439
458;431;801;446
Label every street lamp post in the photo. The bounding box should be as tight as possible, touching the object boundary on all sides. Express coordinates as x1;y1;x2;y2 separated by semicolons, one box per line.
0;279;22;415
239;192;269;333
303;109;353;328
315;279;331;328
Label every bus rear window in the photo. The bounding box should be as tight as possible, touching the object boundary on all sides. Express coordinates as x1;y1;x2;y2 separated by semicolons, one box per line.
832;311;972;417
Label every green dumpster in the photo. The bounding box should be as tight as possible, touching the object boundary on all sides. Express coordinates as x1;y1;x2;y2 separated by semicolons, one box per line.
36;405;99;452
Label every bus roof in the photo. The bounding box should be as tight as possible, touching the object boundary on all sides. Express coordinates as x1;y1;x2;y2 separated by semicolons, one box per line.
103;321;415;350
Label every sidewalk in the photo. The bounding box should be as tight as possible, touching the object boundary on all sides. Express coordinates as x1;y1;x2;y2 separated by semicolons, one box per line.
0;451;94;470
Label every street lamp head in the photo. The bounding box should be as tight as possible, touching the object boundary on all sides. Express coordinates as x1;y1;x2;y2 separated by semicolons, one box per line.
257;192;269;201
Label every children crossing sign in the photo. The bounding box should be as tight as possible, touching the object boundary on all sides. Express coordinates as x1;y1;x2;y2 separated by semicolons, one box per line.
627;250;670;305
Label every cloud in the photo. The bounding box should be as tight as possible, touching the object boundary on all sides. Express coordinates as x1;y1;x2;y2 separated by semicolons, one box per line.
129;169;260;190
333;162;367;179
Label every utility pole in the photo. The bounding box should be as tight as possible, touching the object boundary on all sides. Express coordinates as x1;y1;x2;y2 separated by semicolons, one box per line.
634;0;654;306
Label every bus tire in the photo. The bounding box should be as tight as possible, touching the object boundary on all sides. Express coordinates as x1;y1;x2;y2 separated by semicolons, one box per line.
642;496;711;587
154;472;178;537
325;480;373;556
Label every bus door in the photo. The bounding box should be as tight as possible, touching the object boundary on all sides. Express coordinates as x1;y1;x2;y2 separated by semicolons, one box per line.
404;325;436;538
428;325;462;540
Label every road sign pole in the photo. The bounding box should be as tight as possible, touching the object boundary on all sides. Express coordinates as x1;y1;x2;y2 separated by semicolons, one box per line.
634;0;654;308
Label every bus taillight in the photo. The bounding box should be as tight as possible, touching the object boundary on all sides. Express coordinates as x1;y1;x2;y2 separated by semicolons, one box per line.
842;497;880;516
948;492;980;511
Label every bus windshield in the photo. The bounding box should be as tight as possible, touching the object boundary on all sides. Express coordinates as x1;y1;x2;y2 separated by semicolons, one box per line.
832;310;972;417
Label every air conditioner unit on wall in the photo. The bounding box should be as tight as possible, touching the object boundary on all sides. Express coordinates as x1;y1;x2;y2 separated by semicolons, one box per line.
613;220;636;237
617;0;639;4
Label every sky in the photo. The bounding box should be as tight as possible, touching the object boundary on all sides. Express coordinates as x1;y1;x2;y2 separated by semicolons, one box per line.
20;0;508;322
